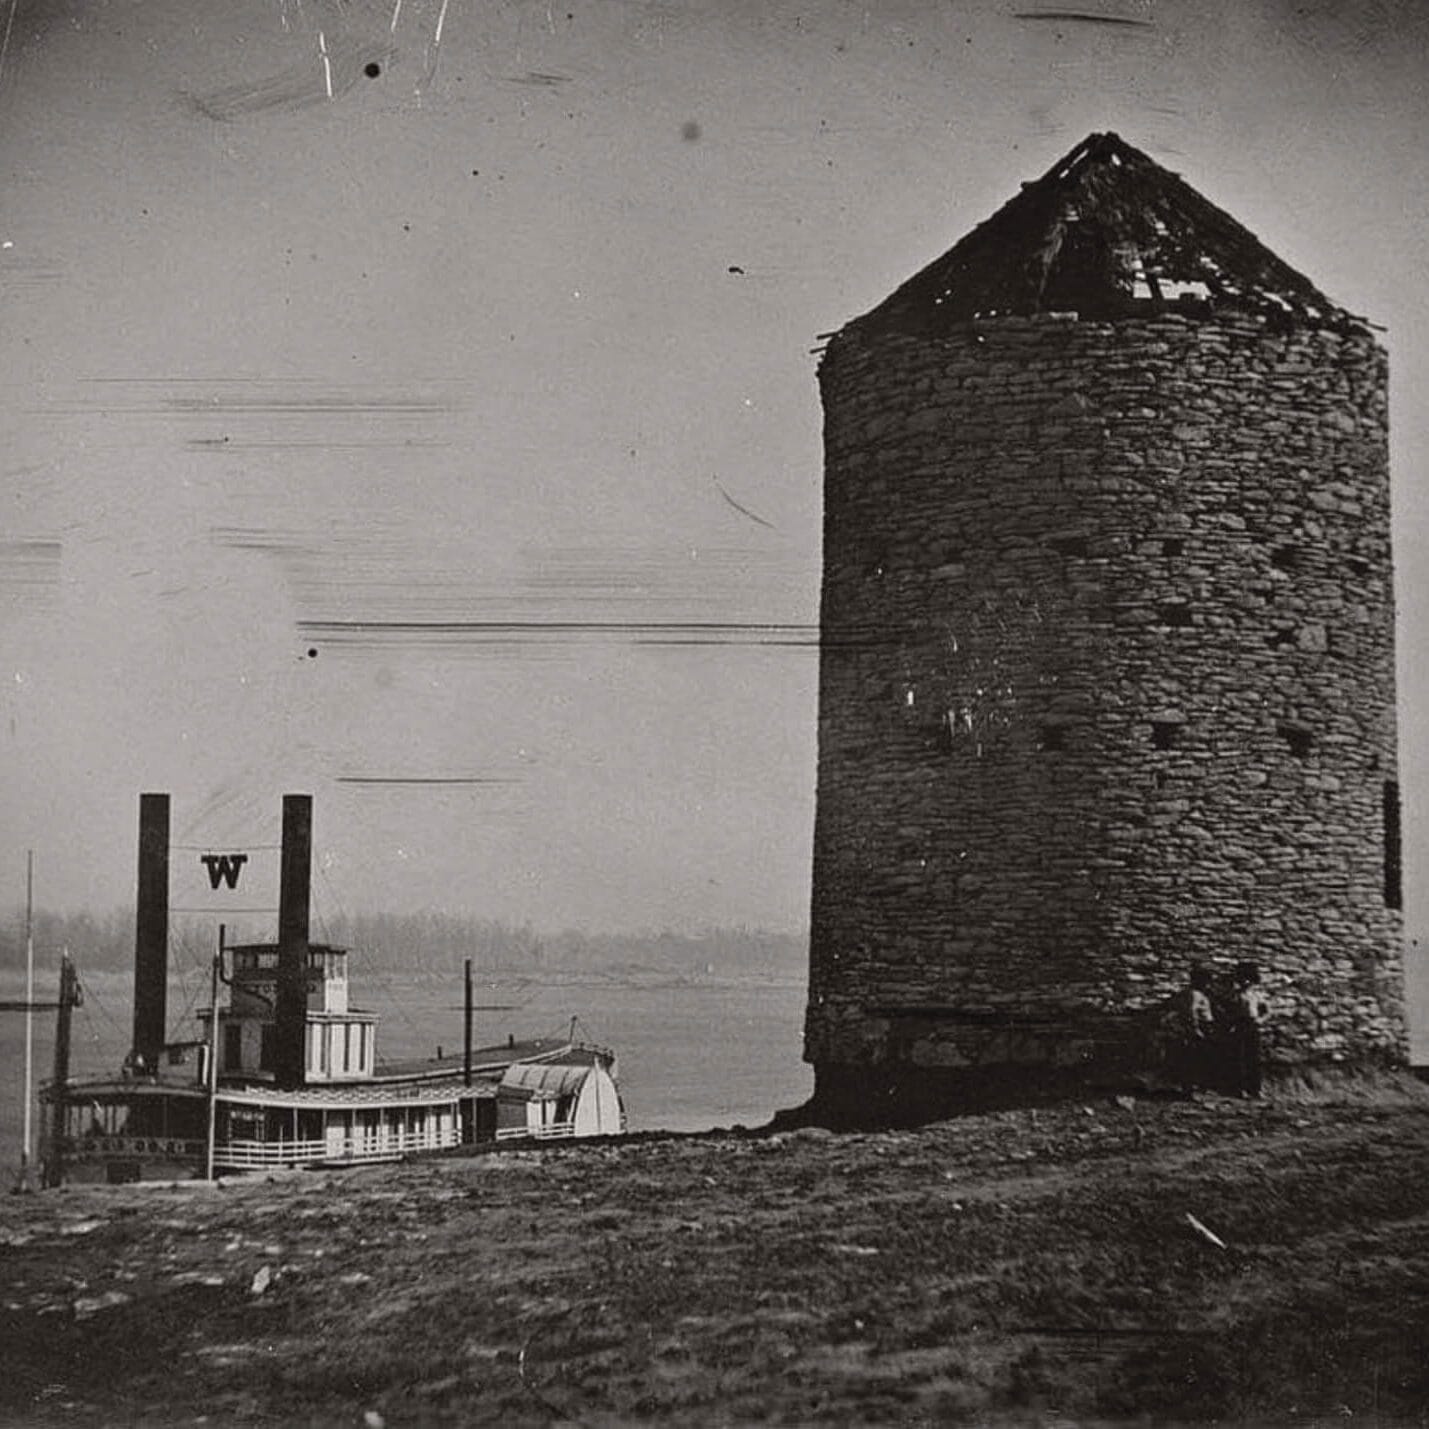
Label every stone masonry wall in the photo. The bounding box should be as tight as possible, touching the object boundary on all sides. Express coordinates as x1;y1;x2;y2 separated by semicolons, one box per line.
805;312;1404;1078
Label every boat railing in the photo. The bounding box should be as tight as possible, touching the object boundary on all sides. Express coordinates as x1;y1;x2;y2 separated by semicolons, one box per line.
570;1040;617;1065
215;1138;330;1169
215;1126;462;1170
494;1120;576;1142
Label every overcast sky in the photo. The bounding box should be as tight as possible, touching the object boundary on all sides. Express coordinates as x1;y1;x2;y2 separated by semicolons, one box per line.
2;0;1427;1039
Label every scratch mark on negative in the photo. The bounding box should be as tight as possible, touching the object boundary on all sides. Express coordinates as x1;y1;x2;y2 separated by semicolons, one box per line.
336;776;521;786
318;30;333;99
0;0;18;90
713;478;778;531
417;0;452;92
1013;10;1154;26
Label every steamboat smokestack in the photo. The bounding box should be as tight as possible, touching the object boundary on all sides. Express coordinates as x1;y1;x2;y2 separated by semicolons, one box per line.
132;792;169;1071
274;793;313;1089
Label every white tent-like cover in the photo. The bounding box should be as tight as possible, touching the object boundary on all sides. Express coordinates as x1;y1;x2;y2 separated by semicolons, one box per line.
496;1059;626;1141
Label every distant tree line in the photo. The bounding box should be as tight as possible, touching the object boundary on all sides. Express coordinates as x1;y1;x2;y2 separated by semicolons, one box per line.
1;908;806;979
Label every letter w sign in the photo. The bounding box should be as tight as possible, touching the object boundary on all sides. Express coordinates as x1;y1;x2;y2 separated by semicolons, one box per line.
200;853;249;890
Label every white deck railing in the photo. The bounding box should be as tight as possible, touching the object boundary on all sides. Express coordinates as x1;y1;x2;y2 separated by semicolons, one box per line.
215;1138;329;1168
494;1121;576;1141
214;1127;460;1169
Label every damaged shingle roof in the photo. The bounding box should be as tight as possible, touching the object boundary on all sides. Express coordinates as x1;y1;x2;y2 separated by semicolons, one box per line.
848;132;1369;337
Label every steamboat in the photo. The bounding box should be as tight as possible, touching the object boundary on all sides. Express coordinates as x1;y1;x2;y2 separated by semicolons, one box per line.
38;794;625;1184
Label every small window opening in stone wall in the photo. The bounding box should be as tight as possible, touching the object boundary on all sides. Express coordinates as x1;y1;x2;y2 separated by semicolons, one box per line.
1157;601;1193;628
1150;721;1179;751
1383;779;1402;910
1347;557;1370;580
1048;533;1089;558
1162;538;1184;558
1038;723;1068;752
1278;723;1314;759
1267;628;1294;648
1270;545;1300;573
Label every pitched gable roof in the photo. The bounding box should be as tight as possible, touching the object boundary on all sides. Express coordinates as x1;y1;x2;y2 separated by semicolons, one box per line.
849;132;1368;337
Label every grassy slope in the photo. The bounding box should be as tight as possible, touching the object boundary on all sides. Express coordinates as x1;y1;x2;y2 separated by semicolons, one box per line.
2;1091;1427;1426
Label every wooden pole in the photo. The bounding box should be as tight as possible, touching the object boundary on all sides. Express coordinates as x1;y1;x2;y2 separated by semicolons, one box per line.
464;957;473;1088
43;951;78;1188
20;851;34;1188
204;924;225;1181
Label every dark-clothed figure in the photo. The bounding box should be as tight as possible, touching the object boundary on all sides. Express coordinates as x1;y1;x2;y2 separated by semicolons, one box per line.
1228;962;1269;1097
1170;965;1216;1094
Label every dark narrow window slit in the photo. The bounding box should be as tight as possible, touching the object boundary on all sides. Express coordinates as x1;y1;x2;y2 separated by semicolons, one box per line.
1270;545;1300;573
1384;779;1402;910
1279;724;1314;759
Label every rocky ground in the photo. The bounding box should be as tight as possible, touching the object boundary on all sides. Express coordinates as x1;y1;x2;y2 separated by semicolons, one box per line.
3;1085;1427;1426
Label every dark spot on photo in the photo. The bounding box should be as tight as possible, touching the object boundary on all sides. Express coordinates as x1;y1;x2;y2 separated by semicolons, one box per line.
681;120;701;142
364;62;381;78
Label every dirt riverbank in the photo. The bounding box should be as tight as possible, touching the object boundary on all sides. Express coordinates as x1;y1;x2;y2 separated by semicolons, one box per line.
3;1087;1427;1425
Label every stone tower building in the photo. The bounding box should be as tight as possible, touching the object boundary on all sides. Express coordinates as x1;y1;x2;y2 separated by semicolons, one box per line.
806;133;1404;1122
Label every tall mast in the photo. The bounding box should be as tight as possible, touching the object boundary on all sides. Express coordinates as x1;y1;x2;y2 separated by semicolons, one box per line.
20;851;34;1185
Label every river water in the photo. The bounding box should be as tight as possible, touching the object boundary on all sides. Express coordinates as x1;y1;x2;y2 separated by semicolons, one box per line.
0;964;813;1173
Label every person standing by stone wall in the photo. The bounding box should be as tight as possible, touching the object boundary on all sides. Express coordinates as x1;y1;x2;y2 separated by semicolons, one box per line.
1228;963;1270;1098
1189;966;1217;1092
1167;965;1216;1095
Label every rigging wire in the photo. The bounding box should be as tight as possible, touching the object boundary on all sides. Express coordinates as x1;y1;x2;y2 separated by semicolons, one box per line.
165;921;217;1042
71;979;127;1078
310;854;335;947
170;844;283;853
